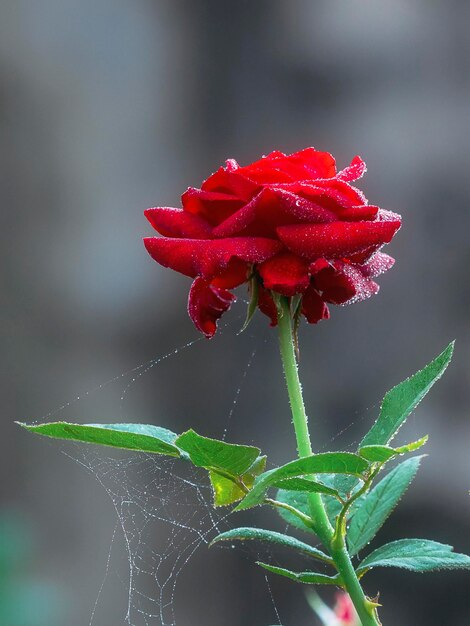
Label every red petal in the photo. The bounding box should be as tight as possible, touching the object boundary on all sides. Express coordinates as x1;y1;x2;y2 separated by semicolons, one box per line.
336;155;367;182
211;190;268;238
276;179;366;210
188;278;235;338
182;188;244;225
257;285;278;326
145;207;212;238
311;261;357;304
144;236;282;279
211;258;249;288
277;219;401;260
212;188;336;238
358;252;395;278
284;147;337;178
376;208;402;223
335;205;379;221
301;285;330;324
239;148;336;183
340;264;379;303
311;260;381;305
201;164;259;201
258;252;310;297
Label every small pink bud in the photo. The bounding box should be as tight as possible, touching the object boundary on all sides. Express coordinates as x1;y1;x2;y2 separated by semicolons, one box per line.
334;593;359;625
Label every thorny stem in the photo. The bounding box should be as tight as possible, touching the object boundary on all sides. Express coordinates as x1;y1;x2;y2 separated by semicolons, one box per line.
333;465;383;546
276;296;381;626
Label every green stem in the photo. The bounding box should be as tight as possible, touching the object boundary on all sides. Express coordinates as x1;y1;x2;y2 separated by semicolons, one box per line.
276;296;381;626
277;297;313;458
331;544;380;626
277;297;332;546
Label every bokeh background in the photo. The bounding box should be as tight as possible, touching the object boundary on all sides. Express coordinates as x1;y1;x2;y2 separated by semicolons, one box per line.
1;1;470;625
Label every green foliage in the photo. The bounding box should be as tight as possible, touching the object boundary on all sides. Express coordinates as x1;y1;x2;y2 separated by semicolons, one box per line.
358;436;428;463
272;477;339;497
235;453;369;511
18;422;181;456
361;342;454;447
274;489;317;534
210;456;266;506
21;421;266;507
394;435;429;454
211;527;332;563
347;456;422;556
175;429;260;476
175;430;265;506
256;563;342;586
358;445;397;462
357;539;470;574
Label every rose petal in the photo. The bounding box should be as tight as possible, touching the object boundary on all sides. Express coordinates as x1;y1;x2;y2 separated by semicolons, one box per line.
312;260;380;305
376;208;402;223
212;188;337;238
336;155;367;182
211;190;268;238
276;179;367;210
301;285;330;324
145;207;212;238
311;261;357;304
258;252;310;296
285;147;337;179
277;219;401;260
211;258;249;288
335;205;379;221
182;188;244;224
144;236;282;279
340;264;379;304
358;252;395;278
188;277;235;338
201;165;259;201
239;148;337;183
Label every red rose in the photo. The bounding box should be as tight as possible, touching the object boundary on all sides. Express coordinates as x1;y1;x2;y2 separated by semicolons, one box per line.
144;148;401;337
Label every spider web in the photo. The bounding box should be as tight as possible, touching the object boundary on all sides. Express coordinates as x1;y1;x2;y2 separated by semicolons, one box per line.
37;303;375;626
70;448;231;626
38;306;284;626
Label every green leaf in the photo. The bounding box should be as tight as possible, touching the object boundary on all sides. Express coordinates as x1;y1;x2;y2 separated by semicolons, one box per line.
256;562;343;586
210;527;332;563
275;490;316;535
239;276;259;333
357;539;470;574
347;456;422;556
361;342;454;447
210;456;266;507
395;435;428;454
235;453;369;511
359;437;428;464
175;429;261;476
272;478;339;498
18;422;181;456
320;474;365;525
359;445;396;462
323;474;361;498
274;486;345;535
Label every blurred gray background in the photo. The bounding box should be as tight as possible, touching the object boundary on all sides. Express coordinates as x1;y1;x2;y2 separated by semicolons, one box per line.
1;1;470;625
